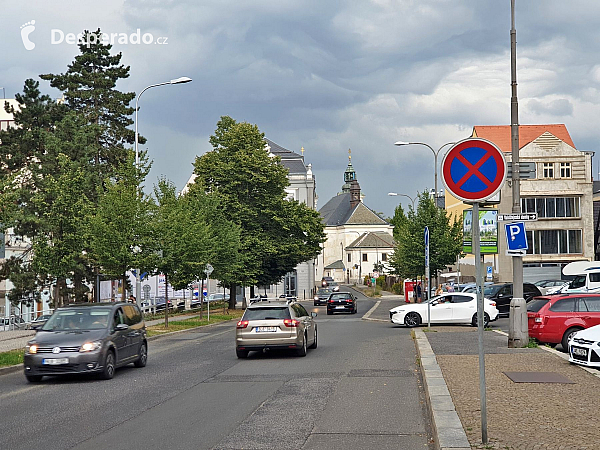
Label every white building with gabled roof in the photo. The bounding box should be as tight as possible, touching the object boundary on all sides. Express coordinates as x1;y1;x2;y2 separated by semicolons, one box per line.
317;153;394;284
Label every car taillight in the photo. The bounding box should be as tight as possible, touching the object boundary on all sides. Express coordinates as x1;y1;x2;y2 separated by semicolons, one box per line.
283;319;299;327
346;299;353;303
236;320;249;329
328;299;334;303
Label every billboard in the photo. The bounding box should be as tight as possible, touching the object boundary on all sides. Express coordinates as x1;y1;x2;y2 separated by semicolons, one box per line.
463;209;498;254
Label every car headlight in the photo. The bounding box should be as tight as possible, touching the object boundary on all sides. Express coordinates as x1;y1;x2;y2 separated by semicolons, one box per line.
314;296;319;300
79;341;102;352
26;344;38;354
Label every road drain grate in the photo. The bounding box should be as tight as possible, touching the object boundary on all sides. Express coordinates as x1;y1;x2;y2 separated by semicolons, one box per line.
348;369;413;378
503;371;575;383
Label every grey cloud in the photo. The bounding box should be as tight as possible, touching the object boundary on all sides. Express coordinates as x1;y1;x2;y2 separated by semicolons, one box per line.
528;98;574;116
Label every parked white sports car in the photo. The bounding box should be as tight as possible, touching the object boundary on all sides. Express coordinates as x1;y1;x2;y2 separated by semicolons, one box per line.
389;292;499;327
568;324;600;368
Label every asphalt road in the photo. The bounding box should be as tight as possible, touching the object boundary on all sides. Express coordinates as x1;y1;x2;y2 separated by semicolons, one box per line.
0;288;433;450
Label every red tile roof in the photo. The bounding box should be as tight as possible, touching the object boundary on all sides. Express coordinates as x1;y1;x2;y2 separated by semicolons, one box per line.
472;125;575;152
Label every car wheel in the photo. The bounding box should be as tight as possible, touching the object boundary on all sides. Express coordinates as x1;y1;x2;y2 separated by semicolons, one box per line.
404;312;421;328
309;326;318;349
297;333;307;357
236;348;249;359
314;301;318;306
561;327;582;351
100;350;116;380
25;374;43;383
134;342;147;368
471;313;490;327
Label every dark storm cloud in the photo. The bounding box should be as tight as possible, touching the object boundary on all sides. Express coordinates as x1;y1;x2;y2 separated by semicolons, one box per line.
4;1;600;215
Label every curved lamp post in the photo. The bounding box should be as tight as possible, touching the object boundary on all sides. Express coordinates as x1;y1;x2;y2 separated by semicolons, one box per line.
134;76;193;305
393;141;455;206
387;192;416;209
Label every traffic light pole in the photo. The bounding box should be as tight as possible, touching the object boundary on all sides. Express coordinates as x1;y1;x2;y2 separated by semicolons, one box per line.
508;0;528;348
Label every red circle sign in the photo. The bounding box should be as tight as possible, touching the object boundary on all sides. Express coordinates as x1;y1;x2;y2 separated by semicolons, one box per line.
441;138;506;202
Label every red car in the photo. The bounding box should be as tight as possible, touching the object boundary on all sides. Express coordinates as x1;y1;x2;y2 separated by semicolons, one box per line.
527;294;600;350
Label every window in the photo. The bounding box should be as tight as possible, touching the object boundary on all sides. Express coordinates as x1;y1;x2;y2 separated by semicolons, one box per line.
521;197;579;218
123;305;138;325
347;253;351;262
362;254;368;262
543;163;554;178
528;229;582;254
381;253;387;261
113;308;125;328
451;295;473;303
560;162;571;178
582;297;600;312
549;299;575;312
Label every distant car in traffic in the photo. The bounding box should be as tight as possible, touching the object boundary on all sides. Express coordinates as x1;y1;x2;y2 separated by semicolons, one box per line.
235;299;317;358
484;282;542;316
328;282;340;292
326;292;357;315
321;276;334;287
28;314;53;331
390;292;499;328
534;280;568;295
23;302;147;382
314;287;334;306
568;324;600;368
527;294;600;350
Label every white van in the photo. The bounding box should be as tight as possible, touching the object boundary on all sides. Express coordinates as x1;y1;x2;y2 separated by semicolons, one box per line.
559;261;600;294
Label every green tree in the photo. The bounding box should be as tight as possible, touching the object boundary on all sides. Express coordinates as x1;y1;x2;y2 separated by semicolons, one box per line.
191;116;325;308
88;151;154;298
388;191;462;281
30;155;93;305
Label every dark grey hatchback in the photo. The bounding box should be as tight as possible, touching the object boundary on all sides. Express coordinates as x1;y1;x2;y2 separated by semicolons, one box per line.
23;302;147;382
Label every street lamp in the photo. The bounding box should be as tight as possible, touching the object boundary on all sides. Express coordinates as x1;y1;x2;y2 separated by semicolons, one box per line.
133;76;193;305
387;192;416;209
393;141;455;207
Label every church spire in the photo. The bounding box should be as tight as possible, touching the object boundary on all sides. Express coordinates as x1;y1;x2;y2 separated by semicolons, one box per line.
342;148;357;193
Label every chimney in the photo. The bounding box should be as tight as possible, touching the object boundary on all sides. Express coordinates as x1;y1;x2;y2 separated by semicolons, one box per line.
350;180;361;208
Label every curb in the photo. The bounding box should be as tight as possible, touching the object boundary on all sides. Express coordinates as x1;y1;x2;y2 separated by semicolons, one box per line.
0;363;23;376
413;329;470;450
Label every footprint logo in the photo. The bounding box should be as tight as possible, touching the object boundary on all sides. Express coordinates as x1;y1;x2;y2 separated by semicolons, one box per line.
20;20;36;51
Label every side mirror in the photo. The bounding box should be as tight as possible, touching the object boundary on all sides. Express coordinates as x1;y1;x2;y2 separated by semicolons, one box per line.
311;312;317;317
115;323;129;331
431;301;438;306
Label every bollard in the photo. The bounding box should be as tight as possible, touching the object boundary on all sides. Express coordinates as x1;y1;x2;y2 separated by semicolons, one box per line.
508;297;529;347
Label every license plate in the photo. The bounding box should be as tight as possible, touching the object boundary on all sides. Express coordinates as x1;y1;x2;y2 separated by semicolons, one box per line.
255;327;277;332
42;358;69;365
336;306;345;309
572;347;588;357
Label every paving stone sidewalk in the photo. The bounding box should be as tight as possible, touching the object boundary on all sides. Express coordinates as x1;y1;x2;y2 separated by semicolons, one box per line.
425;327;600;449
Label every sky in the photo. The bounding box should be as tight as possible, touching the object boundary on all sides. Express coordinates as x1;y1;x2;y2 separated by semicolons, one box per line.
3;1;600;218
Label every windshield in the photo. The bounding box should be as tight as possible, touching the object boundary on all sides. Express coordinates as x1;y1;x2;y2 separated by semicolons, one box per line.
484;285;503;296
317;288;333;295
41;308;112;331
570;275;586;289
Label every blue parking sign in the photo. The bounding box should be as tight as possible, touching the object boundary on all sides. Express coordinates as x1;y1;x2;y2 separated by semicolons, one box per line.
505;222;527;251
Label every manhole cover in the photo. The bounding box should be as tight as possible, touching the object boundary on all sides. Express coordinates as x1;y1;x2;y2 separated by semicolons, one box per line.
503;372;574;384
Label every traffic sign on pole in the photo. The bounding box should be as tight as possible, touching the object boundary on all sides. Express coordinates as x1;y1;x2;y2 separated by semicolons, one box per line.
441;138;507;203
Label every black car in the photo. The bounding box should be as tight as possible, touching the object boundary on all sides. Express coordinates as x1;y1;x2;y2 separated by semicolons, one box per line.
314;287;334;306
484;282;542;316
23;302;147;382
326;292;357;315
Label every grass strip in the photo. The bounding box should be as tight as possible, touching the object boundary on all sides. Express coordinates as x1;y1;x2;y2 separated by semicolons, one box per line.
147;310;244;336
0;349;24;368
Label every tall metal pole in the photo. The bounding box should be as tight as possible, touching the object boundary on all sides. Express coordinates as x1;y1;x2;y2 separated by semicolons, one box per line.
508;0;528;348
133;77;192;307
473;202;488;444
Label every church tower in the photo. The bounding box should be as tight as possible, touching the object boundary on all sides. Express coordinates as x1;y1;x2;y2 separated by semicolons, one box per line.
341;149;357;193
